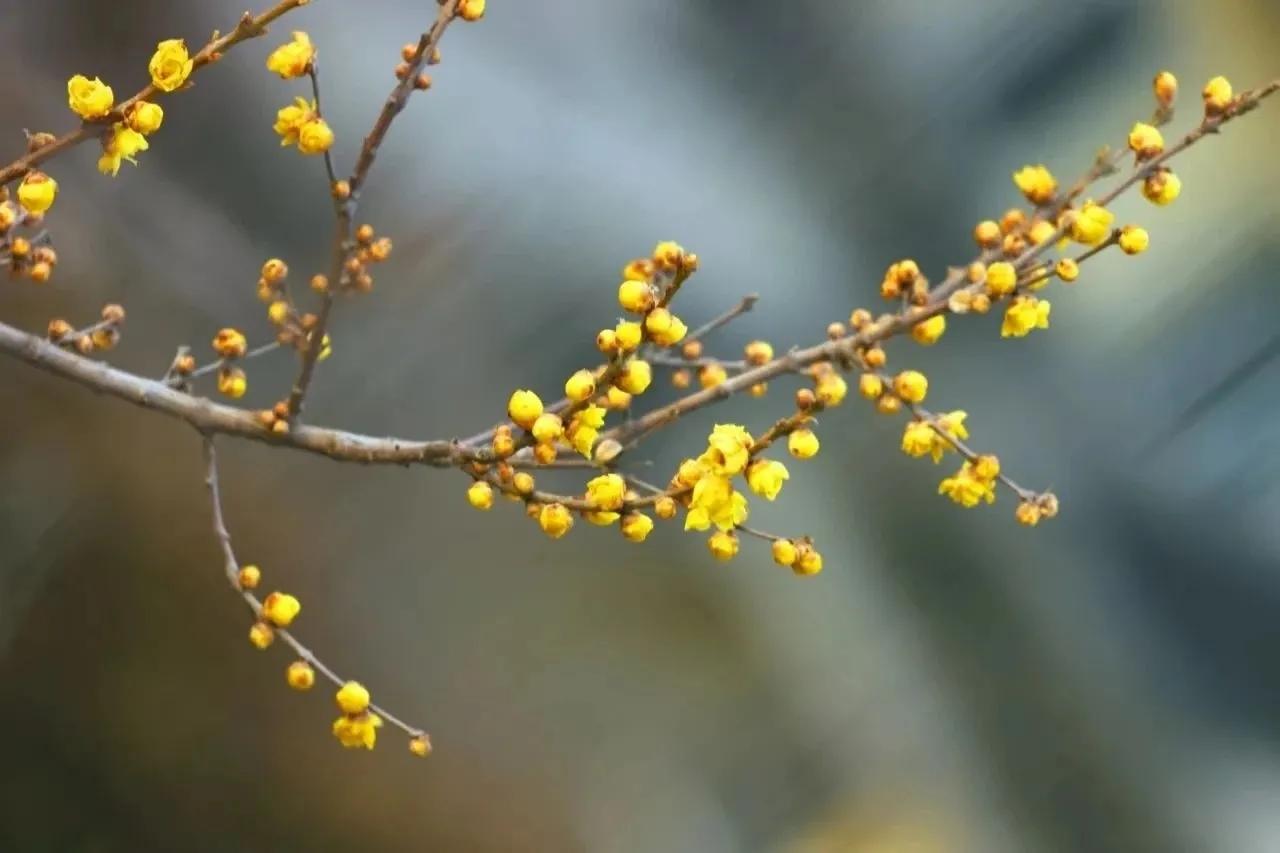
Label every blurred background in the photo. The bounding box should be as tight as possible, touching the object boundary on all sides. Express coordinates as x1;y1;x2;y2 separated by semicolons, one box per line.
2;1;1278;850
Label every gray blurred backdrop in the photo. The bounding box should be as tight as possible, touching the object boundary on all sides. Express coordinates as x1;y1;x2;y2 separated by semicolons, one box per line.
2;1;1278;851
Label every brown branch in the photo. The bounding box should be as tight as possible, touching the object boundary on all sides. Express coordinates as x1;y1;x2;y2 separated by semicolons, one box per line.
0;0;310;186
285;0;461;418
203;437;426;739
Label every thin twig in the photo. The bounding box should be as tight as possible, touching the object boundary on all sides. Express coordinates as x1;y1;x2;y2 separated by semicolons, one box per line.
202;437;426;738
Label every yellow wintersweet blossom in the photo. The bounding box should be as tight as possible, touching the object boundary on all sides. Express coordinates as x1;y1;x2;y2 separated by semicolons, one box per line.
985;261;1017;297
459;0;486;22
771;538;799;567
539;502;574;538
614;320;643;351
248;621;274;649
1142;170;1182;206
816;373;848;406
564;369;596;403
17;172;57;214
1118;225;1149;255
1202;75;1233;114
893;370;928;404
701;424;753;476
266;31;316;79
149;39;194;92
96;125;149;176
262;591;301;627
901;411;968;463
585;473;626;512
938;462;998;508
126;101;164;135
286;661;316;690
297;118;335;155
684;474;748;532
617;359;653;394
707;530;739;561
1012;164;1057;205
336;681;371;715
566;404;606;457
273;97;317;147
1069;201;1114;245
66;75;114;119
217;367;247;398
746;459;789;501
1001;295;1051;338
618;279;655;313
620;512;654;543
644;308;688;347
787;428;820;459
333;712;382;749
910;314;946;346
466;480;494;510
507;389;544;429
1128;122;1164;159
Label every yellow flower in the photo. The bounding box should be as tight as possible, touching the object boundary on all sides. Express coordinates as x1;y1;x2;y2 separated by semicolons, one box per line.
262;591;301;627
1118;225;1149;255
149;39;194;92
617;359;653;395
539;502;574;538
286;661;316;690
266;31;315;79
67;75;114;119
973;454;1000;481
217;367;247;398
1153;70;1177;106
467;480;494;510
644;308;688;347
297;118;335;155
459;0;486;22
237;565;261;589
332;712;382;749
507;389;544;429
564;369;596;403
1000;295;1051;338
584;510;620;526
585;473;626;512
620;512;654;543
858;373;883;400
1069;202;1114;245
910;315;946;346
606;386;632;409
794;545;823;576
614;321;643;352
213;327;248;358
1128;122;1164;159
336;680;371;715
273;97;316;147
409;734;432;757
1028;219;1057;246
900;421;936;459
938;463;997;508
1012;164;1057;205
1142;170;1181;206
699;363;728;388
707;530;739;561
771;538;798;567
815;373;848;406
126;101;164;135
892;370;927;403
1015;501;1043;526
1202;75;1233;114
1055;258;1079;282
684;474;748;532
97;125;149;176
248;621;274;649
746;459;789;501
702;424;753;476
787;428;820;459
618;279;654;313
567;405;606;457
531;413;564;444
985;261;1017;297
16;172;57;214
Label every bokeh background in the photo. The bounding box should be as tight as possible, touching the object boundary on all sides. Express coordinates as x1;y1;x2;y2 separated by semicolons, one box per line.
2;1;1279;850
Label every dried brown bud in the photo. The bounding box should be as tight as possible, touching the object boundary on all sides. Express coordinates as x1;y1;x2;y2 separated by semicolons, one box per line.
795;388;816;410
101;303;126;324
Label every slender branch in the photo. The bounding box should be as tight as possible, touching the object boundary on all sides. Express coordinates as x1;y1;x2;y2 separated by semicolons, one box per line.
0;0;310;186
203;437;425;738
285;0;461;418
684;294;758;344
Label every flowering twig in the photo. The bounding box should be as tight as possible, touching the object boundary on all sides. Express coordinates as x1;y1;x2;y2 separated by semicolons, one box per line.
0;0;310;186
203;437;429;750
